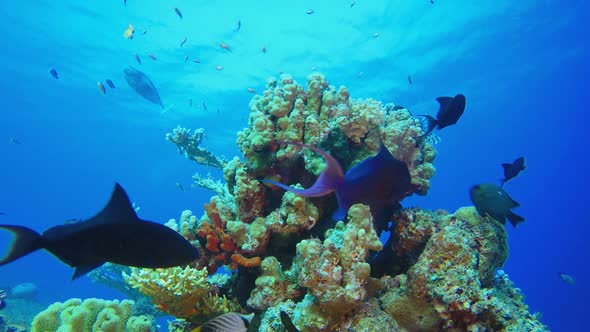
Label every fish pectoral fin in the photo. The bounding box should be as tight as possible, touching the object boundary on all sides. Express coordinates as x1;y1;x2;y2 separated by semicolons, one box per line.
72;261;105;280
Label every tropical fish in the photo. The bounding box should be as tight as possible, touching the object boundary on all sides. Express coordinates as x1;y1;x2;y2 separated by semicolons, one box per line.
350;1;356;8
134;53;141;64
408;75;413;85
280;311;300;332
174;7;182;19
306;9;314;14
97;82;106;94
236;19;241;31
373;32;380;38
192;58;201;64
470;184;524;227
147;53;157;61
559;273;575;285
123;66;164;108
215;65;223;71
49;69;58;79
106;79;115;89
184;55;189;62
180;37;187;47
416;94;466;138
262;142;413;229
501;157;525;186
219;42;231;52
0;183;200;279
142;30;147;35
123;24;134;39
190;312;254;332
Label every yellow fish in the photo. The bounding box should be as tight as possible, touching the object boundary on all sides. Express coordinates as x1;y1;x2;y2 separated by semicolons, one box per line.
123;24;134;39
97;82;106;94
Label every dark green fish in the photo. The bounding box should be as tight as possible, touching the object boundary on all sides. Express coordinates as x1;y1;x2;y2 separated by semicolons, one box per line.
470;184;524;227
0;183;199;279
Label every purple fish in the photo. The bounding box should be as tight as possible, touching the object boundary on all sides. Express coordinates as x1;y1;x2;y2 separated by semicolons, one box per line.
262;142;413;228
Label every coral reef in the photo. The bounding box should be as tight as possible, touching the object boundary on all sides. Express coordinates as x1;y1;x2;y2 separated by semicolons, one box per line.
15;72;544;332
166;126;227;169
122;266;240;325
29;298;156;332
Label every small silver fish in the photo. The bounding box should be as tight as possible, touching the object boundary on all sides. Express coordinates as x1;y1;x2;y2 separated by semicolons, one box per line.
559;273;575;285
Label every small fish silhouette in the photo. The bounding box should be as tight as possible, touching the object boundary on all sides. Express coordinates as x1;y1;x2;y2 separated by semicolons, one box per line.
147;53;157;61
219;42;231;52
174;7;182;19
408;75;413;85
180;37;187;47
49;68;58;79
247;87;256;93
350;1;356;7
236;20;241;31
202;101;208;111
135;54;141;64
188;99;192;107
176;182;184;191
123;24;134;39
106;79;115;89
184;55;188;62
97;82;106;94
215;65;223;71
192;58;201;64
306;9;314;14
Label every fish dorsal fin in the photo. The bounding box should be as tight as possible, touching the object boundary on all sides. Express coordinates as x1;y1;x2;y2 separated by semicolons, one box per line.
435;96;454;117
72;261;105;280
511;198;520;207
91;183;139;224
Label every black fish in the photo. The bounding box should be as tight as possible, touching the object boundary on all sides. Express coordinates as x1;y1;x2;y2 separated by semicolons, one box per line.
501;157;525;186
123;66;164;108
280;311;300;332
174;7;182;19
105;79;115;89
417;94;466;138
470;183;524;227
0;183;199;279
49;69;58;79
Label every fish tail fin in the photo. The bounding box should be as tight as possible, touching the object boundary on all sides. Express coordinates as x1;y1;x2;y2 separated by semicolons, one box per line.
506;212;525;227
0;225;44;266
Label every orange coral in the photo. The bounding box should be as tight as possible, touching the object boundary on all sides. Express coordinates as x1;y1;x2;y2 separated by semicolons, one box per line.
231;254;261;268
195;197;261;273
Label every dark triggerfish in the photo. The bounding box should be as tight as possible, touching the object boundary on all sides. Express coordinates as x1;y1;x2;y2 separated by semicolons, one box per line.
0;183;199;279
417;94;466;138
501;157;525;186
262;142;413;230
470;183;524;227
123;66;164;108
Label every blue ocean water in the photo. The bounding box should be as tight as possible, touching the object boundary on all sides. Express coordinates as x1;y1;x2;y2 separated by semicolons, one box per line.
0;0;587;330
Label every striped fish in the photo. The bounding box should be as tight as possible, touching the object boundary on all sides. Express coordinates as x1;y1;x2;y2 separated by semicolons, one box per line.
192;312;254;332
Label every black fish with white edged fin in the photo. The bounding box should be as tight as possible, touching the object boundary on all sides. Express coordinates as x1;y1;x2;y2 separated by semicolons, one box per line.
190;312;254;332
416;94;467;139
470;183;524;227
0;183;199;280
501;157;525;186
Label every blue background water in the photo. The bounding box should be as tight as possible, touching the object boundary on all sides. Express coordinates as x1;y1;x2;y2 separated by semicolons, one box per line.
0;0;587;330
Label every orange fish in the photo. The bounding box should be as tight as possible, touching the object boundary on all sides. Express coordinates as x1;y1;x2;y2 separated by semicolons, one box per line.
247;87;256;93
147;53;157;61
123;24;134;39
219;42;231;52
97;82;106;94
215;65;223;71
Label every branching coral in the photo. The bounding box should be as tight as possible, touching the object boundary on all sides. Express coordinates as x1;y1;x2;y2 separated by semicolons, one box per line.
166;126;227;169
122;266;240;325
